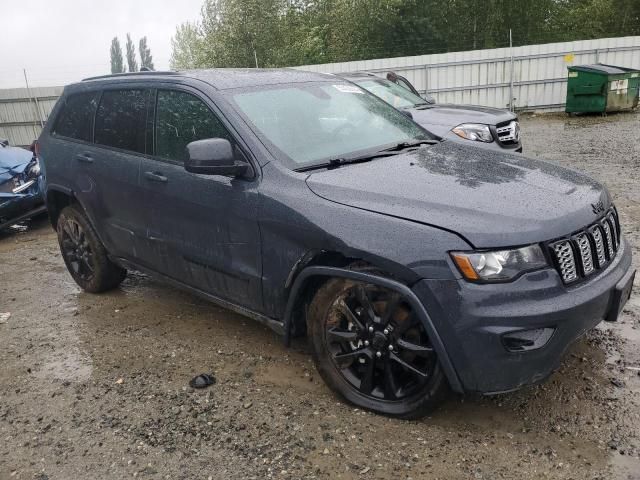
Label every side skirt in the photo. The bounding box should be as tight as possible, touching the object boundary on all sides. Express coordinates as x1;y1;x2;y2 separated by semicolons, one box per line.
111;256;285;335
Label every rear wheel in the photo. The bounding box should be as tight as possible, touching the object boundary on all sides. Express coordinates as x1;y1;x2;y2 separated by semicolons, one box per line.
308;276;448;419
56;205;126;293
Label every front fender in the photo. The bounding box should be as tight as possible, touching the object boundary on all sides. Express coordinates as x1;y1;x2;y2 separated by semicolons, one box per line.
283;266;464;393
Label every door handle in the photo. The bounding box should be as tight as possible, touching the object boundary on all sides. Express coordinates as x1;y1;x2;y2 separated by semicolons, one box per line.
75;153;93;164
144;171;168;183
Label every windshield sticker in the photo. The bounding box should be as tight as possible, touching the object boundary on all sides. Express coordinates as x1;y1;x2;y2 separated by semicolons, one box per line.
333;84;364;94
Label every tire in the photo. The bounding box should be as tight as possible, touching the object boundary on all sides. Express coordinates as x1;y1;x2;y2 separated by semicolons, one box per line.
307;276;449;419
56;204;126;293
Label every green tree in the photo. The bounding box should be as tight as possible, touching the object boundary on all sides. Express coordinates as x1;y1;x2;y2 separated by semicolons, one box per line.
139;37;155;70
171;22;206;69
125;33;138;72
110;37;125;74
169;0;640;70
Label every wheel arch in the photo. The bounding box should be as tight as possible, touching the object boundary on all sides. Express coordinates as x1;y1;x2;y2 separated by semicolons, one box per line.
282;265;464;393
281;250;419;338
45;185;77;228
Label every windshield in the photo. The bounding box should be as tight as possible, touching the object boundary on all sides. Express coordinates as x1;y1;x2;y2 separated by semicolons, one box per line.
230;82;433;169
355;78;428;109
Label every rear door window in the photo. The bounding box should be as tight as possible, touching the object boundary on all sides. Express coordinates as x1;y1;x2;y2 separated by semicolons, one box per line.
155;90;232;162
52;92;99;142
95;89;149;154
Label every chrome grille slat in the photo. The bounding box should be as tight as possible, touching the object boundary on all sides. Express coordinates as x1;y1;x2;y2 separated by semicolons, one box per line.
575;233;594;275
601;220;615;259
612;209;621;241
607;212;619;247
552;241;578;283
590;226;607;268
549;207;621;284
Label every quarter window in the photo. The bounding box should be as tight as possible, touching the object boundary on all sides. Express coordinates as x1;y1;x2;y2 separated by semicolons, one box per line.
95;89;149;153
52;92;99;142
155;90;231;162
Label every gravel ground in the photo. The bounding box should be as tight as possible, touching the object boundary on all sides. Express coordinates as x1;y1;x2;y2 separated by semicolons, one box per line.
1;111;639;480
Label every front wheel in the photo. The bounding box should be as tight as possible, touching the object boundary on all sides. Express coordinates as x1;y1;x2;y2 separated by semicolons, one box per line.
56;205;126;293
307;277;449;419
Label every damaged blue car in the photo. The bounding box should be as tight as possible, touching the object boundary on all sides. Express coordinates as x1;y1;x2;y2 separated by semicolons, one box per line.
0;139;46;231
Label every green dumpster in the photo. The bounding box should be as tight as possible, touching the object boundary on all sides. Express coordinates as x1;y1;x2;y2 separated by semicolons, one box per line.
565;63;640;113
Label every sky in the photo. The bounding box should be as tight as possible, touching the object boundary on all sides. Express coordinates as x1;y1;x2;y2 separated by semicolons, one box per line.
0;0;204;89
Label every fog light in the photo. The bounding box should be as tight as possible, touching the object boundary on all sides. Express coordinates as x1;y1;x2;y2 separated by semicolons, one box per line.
502;328;555;352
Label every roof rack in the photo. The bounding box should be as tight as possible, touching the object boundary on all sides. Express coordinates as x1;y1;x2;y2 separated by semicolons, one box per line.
82;71;181;81
336;71;377;77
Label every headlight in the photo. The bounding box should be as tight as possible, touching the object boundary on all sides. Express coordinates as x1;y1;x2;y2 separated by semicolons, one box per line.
450;245;547;282
452;123;493;143
28;159;41;178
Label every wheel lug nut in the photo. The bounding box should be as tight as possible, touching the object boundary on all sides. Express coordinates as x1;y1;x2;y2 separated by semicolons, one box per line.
376;351;382;358
383;329;389;335
364;340;370;346
368;326;374;333
388;344;394;351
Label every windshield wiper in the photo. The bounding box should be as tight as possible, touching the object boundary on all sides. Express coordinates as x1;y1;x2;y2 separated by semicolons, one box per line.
295;139;439;173
380;139;439;152
295;152;398;172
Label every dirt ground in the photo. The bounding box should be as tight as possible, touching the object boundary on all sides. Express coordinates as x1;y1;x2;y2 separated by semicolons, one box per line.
1;111;639;480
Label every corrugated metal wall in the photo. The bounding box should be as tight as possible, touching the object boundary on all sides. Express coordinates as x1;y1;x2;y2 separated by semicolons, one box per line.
295;36;640;112
0;86;63;147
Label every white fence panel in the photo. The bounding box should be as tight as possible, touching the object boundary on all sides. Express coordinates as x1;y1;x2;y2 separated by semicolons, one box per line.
295;36;640;112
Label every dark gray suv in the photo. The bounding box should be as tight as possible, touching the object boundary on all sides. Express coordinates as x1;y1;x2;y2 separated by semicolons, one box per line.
38;69;635;418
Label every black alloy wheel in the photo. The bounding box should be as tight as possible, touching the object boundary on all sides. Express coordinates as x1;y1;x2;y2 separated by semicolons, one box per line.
56;205;126;293
60;217;95;282
308;277;448;418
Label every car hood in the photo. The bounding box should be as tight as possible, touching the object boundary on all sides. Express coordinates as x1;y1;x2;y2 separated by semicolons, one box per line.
305;141;609;248
0;147;32;179
409;104;516;137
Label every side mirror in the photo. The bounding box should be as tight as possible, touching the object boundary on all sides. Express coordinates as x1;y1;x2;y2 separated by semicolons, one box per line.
185;138;248;177
423;95;436;104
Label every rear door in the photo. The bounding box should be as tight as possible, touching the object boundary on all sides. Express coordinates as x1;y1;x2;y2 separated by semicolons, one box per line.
46;87;149;260
137;87;263;311
83;87;151;259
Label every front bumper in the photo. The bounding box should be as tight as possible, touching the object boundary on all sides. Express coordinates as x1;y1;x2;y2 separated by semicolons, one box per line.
0;178;45;230
413;237;634;394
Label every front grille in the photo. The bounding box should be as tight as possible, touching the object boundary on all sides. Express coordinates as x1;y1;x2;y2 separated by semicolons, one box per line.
495;120;520;145
549;207;622;284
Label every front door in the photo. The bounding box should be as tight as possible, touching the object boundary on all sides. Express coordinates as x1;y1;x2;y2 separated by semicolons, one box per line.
138;88;263;311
